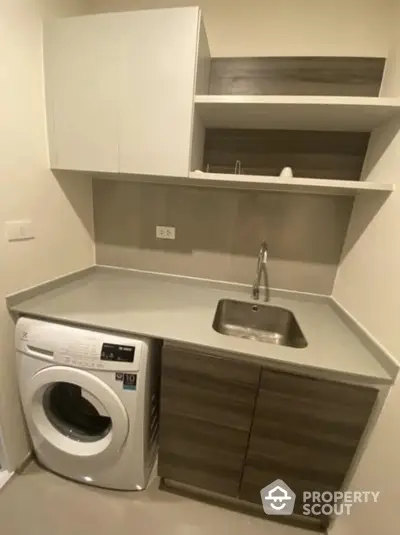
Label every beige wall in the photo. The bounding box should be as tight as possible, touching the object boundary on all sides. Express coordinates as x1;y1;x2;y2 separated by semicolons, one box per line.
94;180;352;294
332;3;400;532
332;135;400;535
332;135;400;532
0;0;94;470
88;0;391;57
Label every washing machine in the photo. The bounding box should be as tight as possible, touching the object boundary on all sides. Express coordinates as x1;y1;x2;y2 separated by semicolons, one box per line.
16;317;160;490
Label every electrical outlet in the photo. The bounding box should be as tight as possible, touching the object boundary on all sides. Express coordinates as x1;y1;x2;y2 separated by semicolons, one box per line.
156;226;176;240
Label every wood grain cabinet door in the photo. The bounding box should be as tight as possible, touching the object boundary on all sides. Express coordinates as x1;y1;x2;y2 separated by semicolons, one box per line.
240;368;378;520
159;344;260;497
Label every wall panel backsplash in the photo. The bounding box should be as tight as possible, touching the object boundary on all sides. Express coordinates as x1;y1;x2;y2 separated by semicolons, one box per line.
93;179;353;295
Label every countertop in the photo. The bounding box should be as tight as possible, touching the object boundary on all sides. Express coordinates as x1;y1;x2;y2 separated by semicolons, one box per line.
7;266;397;385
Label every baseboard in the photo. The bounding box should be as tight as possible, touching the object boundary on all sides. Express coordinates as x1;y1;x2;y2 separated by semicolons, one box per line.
0;470;14;491
160;478;326;533
16;452;33;474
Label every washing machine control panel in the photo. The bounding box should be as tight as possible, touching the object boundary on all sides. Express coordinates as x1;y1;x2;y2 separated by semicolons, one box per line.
17;317;145;372
54;338;139;370
101;343;135;362
56;341;105;369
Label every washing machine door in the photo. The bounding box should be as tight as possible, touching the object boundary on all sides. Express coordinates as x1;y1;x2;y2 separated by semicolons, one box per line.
25;366;129;463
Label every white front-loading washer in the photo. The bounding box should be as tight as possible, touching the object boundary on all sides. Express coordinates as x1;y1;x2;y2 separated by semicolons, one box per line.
16;317;160;490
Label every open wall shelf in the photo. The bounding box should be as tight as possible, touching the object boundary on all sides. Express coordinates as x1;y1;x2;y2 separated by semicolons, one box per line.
194;95;400;132
189;171;395;196
190;56;398;197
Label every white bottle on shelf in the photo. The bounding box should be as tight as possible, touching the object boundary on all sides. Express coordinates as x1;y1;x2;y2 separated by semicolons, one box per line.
280;166;293;178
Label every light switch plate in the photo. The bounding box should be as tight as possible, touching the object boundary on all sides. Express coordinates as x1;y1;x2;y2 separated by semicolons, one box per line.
5;220;34;241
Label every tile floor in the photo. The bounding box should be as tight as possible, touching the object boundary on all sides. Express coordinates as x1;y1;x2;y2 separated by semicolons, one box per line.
0;462;312;535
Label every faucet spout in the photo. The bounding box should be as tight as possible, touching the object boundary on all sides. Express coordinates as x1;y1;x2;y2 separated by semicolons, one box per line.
252;241;269;301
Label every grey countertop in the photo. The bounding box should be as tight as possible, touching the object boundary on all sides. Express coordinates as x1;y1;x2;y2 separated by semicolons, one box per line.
7;266;397;385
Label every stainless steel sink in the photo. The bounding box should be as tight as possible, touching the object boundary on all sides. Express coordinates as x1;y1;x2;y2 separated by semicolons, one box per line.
213;299;307;349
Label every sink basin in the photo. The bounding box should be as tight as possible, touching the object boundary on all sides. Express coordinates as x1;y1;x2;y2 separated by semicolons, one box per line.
213;299;307;348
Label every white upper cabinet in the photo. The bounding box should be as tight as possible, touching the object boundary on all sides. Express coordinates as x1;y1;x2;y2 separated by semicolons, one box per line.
119;8;201;177
44;15;120;173
44;8;203;177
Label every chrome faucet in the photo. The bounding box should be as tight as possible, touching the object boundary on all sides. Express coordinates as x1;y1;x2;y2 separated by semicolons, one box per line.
252;241;269;301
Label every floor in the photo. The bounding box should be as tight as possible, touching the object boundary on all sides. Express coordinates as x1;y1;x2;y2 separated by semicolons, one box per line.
0;462;311;535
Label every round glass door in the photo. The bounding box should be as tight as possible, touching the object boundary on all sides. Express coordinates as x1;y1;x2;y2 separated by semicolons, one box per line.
26;366;129;460
42;382;112;443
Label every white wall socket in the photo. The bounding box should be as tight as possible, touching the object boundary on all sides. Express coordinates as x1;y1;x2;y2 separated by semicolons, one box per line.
156;226;176;240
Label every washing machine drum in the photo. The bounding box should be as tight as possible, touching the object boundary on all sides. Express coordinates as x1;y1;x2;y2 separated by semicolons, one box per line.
25;366;129;466
44;382;112;442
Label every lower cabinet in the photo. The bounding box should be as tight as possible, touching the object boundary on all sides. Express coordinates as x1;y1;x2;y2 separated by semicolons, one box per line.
240;368;378;526
158;343;260;496
159;413;249;496
158;343;379;529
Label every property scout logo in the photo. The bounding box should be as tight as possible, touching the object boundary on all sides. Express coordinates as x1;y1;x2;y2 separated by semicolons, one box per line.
260;480;380;517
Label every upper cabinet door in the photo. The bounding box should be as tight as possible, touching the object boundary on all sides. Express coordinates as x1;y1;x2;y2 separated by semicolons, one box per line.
119;8;200;177
44;15;120;172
